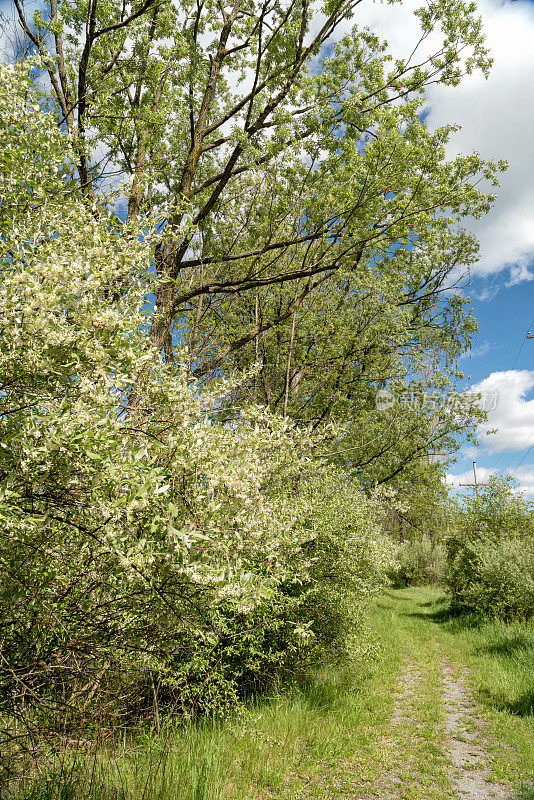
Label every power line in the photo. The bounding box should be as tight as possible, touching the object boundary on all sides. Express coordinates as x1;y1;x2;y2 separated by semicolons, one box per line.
510;336;527;372
510;444;533;476
501;316;534;384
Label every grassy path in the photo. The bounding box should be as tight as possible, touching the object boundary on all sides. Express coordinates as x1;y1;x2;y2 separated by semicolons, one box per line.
364;588;534;800
32;588;534;800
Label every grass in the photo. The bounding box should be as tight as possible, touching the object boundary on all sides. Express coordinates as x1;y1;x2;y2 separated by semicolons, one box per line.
10;675;391;800
378;587;534;795
9;588;534;799
404;587;534;787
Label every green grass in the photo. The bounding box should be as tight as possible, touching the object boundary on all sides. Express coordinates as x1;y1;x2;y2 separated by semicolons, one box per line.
11;673;392;800
377;587;534;795
10;588;534;799
401;587;534;787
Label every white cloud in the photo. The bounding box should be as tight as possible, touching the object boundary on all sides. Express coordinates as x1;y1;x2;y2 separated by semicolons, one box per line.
315;0;534;281
473;283;499;302
446;464;534;497
462;446;480;460
355;0;534;280
425;0;534;279
446;371;534;496
0;4;20;62
459;341;491;360
471;370;534;453
511;466;534;498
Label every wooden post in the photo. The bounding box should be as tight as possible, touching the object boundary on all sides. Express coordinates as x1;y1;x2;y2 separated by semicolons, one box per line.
459;460;487;499
472;461;480;501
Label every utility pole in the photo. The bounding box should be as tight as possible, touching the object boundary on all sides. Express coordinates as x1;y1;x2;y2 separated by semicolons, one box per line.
459;461;487;500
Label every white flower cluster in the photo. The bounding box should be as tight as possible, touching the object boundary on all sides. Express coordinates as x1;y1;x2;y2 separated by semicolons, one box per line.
0;62;391;701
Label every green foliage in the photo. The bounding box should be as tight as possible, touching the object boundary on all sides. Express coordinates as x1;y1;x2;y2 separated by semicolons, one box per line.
446;476;534;617
0;60;392;785
8;0;503;490
449;538;534;619
0;0;512;784
389;537;447;587
380;588;534;790
5;659;386;800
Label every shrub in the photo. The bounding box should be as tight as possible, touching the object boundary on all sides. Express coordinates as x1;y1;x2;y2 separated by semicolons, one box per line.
445;475;534;617
389;537;446;586
446;537;534;619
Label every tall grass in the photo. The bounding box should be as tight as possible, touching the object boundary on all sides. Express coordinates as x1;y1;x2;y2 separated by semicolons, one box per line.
444;614;534;716
10;665;389;800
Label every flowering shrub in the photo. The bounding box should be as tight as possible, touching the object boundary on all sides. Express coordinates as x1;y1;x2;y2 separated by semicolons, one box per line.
0;61;391;774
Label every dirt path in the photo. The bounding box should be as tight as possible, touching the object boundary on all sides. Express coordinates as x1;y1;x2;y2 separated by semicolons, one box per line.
440;663;510;800
333;587;534;800
375;655;514;800
250;589;531;800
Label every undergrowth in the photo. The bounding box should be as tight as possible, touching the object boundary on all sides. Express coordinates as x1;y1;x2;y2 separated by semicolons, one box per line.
7;589;534;800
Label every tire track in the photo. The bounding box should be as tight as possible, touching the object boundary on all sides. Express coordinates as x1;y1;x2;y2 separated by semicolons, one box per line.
440;663;510;800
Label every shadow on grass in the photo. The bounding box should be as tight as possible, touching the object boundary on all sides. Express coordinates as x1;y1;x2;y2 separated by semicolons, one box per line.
478;687;534;718
479;635;534;657
513;783;534;800
506;688;534;717
379;590;474;628
385;590;534;721
382;590;480;627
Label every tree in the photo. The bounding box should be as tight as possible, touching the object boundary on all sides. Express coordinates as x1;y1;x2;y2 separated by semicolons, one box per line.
9;0;501;387
0;58;392;781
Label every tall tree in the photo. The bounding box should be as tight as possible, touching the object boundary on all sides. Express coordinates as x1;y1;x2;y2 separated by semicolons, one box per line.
9;0;501;386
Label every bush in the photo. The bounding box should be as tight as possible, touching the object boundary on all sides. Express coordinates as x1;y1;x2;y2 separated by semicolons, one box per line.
389;537;446;586
446;537;534;618
445;475;534;617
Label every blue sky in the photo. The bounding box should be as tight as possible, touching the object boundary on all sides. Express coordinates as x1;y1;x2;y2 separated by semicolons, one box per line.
332;0;534;495
421;0;534;497
449;275;534;495
2;0;534;492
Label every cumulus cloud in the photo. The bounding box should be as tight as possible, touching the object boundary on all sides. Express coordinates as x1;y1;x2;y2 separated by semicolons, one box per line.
471;370;534;453
354;0;534;281
425;0;534;280
315;0;534;281
511;466;534;498
445;371;534;495
446;464;534;497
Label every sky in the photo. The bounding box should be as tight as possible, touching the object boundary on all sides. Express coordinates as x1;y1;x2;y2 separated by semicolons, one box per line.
324;0;534;496
421;0;534;497
2;0;534;493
